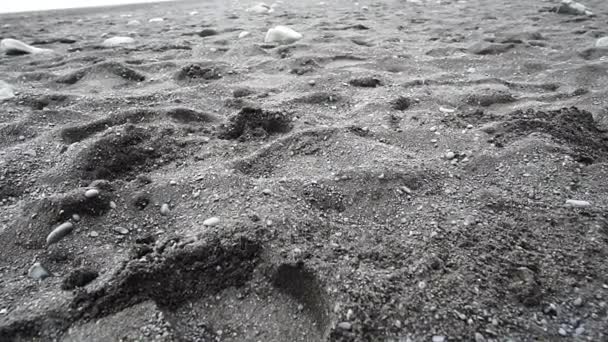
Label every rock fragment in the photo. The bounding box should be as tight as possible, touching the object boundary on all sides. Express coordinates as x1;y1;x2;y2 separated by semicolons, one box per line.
555;0;593;16
28;262;51;280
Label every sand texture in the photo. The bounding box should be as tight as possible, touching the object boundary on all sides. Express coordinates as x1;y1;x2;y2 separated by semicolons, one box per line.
1;0;608;341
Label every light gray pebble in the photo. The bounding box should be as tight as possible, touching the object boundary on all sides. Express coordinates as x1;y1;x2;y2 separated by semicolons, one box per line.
203;217;220;226
114;227;129;235
46;222;74;245
84;188;100;198
28;262;51;280
160;203;170;216
337;322;352;330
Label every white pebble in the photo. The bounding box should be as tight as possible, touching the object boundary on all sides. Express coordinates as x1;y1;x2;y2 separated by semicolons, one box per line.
160;203;171;216
203;217;220;226
264;25;302;44
148;17;164;23
0;80;14;101
114;227;129;235
84;188;100;198
238;31;250;39
46;222;74;245
89;231;99;237
1;38;53;55
565;199;590;208
445;151;456;160
247;3;271;14
102;36;135;47
337;322;352;330
127;19;141;26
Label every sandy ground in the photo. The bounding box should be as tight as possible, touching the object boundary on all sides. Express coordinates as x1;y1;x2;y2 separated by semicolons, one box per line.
1;0;608;341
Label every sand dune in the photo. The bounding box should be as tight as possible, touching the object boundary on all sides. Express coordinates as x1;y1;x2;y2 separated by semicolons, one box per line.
1;0;608;341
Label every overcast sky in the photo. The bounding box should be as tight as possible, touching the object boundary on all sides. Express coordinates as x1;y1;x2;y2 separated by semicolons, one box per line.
0;0;174;14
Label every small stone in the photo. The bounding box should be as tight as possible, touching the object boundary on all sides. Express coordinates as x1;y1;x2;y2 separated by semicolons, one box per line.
418;281;426;289
262;188;272;195
337;322;352;330
102;36;135;47
445;151;456;160
169;180;177;186
110;201;117;209
46;222;74;245
596;37;608;48
574;326;585;336
84;188;100;198
264;25;303;44
558;327;568;336
28;262;51;280
543;303;558;315
432;336;446;342
430;126;437;132
89;231;99;237
247;3;272;14
113;227;129;235
1;38;53;55
565;199;590;208
23;149;36;157
474;332;486;342
160;203;170;216
238;31;250;39
573;297;583;307
308;80;316;86
0;80;14;101
127;19;141;26
556;0;593;16
148;17;164;23
203;217;220;226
